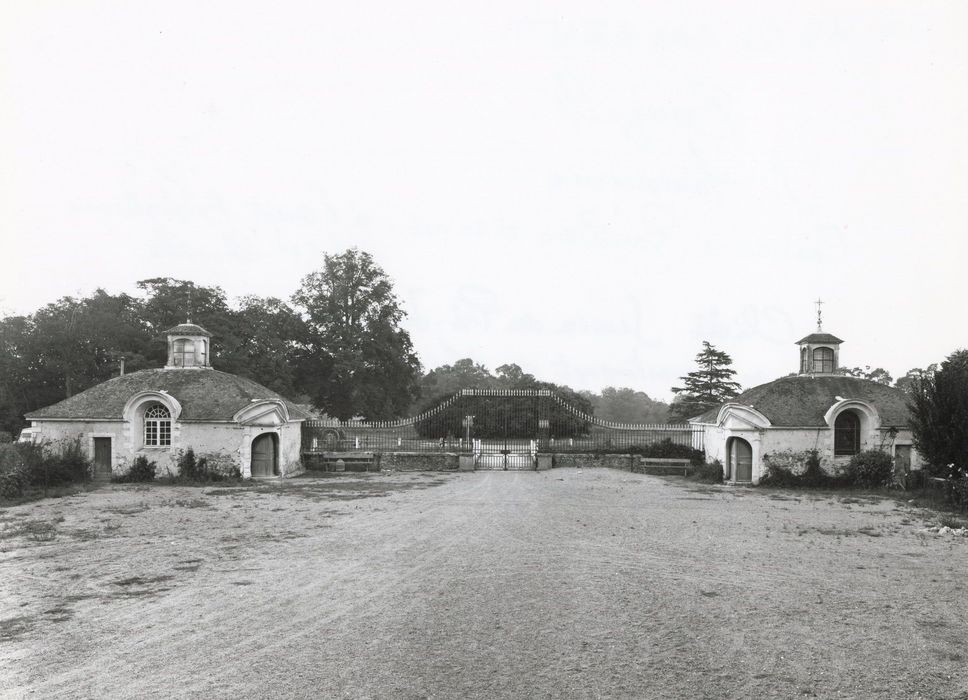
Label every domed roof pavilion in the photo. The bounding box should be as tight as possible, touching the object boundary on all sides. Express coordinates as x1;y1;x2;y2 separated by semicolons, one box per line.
25;323;307;480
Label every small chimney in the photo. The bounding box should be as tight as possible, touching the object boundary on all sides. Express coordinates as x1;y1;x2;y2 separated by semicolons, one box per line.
119;358;125;377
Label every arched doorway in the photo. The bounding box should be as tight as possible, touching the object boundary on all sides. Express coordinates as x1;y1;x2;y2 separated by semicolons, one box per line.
728;437;753;482
251;433;278;477
834;410;861;456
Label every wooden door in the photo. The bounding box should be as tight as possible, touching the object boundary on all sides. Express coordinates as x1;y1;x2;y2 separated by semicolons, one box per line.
93;438;112;480
251;434;276;477
733;438;753;482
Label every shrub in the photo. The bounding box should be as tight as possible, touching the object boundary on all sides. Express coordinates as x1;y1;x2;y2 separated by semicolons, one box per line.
115;456;157;483
760;450;846;488
177;448;200;480
596;439;706;465
0;440;91;499
690;459;723;483
175;449;241;483
843;450;894;489
0;444;30;499
0;443;22;471
39;439;91;486
948;468;968;510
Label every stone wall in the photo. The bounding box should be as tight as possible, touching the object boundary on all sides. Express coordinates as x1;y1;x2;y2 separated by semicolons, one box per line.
550;453;637;470
378;452;458;472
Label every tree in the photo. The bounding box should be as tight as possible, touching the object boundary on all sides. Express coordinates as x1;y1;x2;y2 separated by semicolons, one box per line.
584;387;670;424
412;359;594;438
414;358;497;412
894;364;939;395
908;349;968;475
136;278;236;366
218;296;309;400
669;341;741;422
837;365;893;385
292;249;421;420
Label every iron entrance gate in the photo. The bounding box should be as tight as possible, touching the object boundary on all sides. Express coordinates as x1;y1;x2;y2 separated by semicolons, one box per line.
302;388;702;469
459;390;546;470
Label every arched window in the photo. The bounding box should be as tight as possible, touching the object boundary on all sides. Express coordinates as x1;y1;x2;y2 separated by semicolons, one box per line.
144;405;171;447
834;411;860;456
812;347;834;373
173;338;195;367
198;339;207;366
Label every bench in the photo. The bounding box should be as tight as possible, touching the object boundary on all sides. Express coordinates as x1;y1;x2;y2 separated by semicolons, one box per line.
305;451;378;472
636;457;692;476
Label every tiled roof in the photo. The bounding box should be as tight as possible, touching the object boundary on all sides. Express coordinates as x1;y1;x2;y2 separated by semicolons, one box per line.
796;332;844;345
26;369;309;422
693;375;910;427
164;323;213;337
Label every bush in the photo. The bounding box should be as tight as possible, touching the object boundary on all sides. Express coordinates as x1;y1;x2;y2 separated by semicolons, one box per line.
0;440;91;499
115;456;156;483
843;450;894;489
760;450;846;489
38;439;91;486
0;444;30;499
175;448;240;483
597;439;706;466
690;459;723;483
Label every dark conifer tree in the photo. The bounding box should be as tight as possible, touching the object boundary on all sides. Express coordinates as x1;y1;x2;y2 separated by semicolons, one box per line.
909;349;968;475
669;341;741;422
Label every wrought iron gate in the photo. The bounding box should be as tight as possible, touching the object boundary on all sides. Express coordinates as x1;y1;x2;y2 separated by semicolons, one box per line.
302;388;702;469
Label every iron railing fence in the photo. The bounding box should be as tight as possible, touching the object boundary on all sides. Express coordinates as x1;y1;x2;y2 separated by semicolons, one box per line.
302;389;703;455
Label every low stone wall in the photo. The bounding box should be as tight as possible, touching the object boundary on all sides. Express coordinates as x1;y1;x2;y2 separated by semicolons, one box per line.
302;453;378;472
303;451;651;473
550;453;637;470
378;452;459;472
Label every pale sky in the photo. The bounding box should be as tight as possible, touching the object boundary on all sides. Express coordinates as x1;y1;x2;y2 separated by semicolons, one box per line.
2;1;966;402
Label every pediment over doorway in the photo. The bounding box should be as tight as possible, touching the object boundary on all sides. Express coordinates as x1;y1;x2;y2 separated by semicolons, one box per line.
233;400;291;426
716;403;772;430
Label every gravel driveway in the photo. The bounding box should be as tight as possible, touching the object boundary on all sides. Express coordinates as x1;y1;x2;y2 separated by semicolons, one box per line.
2;468;966;698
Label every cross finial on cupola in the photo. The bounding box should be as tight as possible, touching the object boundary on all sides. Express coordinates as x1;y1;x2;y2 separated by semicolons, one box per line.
796;301;844;375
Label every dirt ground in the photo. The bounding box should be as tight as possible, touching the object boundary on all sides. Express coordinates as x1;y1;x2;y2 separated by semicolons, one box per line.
1;468;967;699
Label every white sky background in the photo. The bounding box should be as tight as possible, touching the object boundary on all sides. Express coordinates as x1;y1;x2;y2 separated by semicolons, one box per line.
1;1;966;402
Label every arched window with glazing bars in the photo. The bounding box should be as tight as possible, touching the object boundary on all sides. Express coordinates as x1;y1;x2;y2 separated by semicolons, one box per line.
144;405;171;446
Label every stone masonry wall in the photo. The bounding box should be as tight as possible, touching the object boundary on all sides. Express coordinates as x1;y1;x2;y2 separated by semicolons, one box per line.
551;453;637;470
378;452;459;471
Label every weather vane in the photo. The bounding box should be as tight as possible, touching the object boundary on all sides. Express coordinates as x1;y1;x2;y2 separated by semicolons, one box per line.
815;298;823;332
187;285;193;324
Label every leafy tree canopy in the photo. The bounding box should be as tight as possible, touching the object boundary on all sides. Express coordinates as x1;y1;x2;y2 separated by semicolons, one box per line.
581;387;670;424
894;364;939;394
292;248;421;421
837;365;893;385
0;282;312;435
669;341;741;422
417;359;498;408
412;359;594;438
